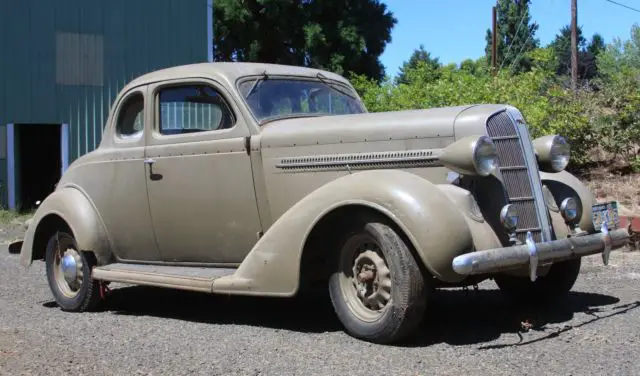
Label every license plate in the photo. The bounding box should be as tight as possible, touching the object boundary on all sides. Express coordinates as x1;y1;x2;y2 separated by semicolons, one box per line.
592;201;620;230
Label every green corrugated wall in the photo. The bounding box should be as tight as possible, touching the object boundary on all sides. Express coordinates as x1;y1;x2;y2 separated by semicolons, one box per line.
0;0;211;208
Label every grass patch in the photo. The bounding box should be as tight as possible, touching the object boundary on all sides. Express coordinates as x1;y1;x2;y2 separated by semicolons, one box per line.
0;209;35;225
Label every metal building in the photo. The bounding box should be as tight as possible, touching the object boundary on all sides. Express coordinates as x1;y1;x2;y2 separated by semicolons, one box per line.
0;0;213;210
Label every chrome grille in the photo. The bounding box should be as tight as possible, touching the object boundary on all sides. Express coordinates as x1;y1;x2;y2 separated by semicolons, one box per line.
486;111;543;243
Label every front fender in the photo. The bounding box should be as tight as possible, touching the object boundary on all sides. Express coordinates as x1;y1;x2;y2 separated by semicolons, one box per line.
20;187;112;267
540;170;595;233
212;170;477;296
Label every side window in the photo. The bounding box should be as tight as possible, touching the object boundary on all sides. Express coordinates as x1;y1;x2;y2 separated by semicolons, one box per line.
158;85;235;135
116;93;144;139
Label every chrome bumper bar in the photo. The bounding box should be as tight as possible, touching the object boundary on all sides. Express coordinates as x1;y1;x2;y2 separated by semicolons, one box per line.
452;223;630;281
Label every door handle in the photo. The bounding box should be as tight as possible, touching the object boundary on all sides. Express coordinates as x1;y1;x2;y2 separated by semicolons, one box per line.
144;158;162;181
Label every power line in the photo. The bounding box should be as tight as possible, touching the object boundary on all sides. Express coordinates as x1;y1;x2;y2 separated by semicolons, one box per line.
507;25;535;73
499;7;529;70
604;0;640;13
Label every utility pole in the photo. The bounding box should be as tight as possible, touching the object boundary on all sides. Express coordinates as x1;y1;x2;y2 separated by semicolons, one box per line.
571;0;578;92
492;5;497;75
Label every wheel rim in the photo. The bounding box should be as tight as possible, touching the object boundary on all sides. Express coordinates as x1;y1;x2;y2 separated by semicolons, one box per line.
338;233;392;322
52;240;84;298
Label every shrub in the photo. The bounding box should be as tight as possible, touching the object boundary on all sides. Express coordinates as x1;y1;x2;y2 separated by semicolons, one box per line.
352;47;597;166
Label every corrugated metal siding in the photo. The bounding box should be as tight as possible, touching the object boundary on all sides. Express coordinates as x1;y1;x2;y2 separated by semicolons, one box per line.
0;0;210;207
0;0;210;155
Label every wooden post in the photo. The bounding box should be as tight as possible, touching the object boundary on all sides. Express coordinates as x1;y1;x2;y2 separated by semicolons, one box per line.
492;5;497;75
571;0;578;92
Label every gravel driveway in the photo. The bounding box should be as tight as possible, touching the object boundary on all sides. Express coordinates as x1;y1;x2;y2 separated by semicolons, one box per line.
1;223;639;376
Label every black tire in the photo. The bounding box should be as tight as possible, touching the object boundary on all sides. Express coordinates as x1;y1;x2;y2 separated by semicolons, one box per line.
328;217;428;344
45;231;102;312
494;258;582;305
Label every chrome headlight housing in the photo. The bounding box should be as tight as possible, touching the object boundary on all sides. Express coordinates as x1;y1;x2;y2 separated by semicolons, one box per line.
550;136;570;171
560;197;580;223
533;135;570;172
500;204;518;231
472;136;499;176
440;135;498;177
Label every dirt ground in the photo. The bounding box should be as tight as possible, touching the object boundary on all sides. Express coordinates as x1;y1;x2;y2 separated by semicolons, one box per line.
581;170;640;218
1;220;640;376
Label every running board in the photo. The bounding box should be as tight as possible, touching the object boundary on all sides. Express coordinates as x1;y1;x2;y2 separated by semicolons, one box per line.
92;263;237;293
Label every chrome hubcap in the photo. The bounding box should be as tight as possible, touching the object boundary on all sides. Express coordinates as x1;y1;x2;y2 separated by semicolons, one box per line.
54;246;83;297
61;252;79;284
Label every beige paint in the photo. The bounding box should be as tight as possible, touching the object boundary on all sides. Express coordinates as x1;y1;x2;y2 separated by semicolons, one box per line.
17;62;607;297
452;103;507;140
211;169;476;296
439;135;488;176
20;187;112;266
540;170;595;233
142;78;262;264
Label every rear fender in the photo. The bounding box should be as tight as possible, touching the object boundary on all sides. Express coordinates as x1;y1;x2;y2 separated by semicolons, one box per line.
20;186;112;267
212;170;476;296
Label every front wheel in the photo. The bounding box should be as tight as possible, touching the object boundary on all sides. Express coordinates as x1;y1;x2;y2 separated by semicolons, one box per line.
328;218;428;344
45;231;102;311
494;258;582;305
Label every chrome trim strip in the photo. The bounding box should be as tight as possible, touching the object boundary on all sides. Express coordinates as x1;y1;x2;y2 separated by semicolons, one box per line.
505;106;553;241
500;166;527;171
276;149;443;170
509;196;536;202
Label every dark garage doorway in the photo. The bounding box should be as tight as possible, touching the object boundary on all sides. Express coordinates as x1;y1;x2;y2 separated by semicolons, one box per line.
15;124;62;211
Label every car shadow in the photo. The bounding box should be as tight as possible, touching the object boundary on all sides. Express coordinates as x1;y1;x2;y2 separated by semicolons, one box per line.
42;285;638;347
404;288;638;348
102;285;343;333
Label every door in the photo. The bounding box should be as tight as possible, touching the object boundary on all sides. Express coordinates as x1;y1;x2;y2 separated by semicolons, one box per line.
144;80;263;264
94;90;161;261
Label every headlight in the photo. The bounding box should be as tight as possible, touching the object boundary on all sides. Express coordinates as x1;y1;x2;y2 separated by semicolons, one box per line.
550;136;570;171
472;136;499;176
440;135;499;177
560;197;580;223
533;135;570;172
500;204;518;231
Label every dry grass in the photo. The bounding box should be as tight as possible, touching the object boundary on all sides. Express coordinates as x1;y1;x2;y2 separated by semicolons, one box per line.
581;169;640;217
0;210;34;225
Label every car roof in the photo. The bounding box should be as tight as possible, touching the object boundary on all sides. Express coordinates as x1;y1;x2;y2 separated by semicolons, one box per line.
122;62;352;92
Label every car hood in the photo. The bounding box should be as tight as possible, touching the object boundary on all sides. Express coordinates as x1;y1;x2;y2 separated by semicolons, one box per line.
258;105;476;149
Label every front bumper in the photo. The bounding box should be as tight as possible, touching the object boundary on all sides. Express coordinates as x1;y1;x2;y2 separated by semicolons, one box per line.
452;223;630;281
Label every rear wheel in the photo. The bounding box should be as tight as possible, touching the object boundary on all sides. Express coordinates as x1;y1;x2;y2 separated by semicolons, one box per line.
328;217;428;344
494;258;582;305
45;231;102;311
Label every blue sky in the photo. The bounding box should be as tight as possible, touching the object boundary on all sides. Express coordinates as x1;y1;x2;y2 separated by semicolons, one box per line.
380;0;640;77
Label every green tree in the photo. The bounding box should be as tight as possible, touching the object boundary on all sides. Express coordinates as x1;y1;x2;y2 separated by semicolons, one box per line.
582;33;605;79
353;48;596;165
587;34;605;57
485;0;540;73
396;45;441;85
459;58;488;76
548;25;605;79
592;24;640;165
548;25;585;77
212;0;397;81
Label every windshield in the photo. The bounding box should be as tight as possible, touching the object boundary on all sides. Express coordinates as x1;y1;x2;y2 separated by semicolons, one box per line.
238;77;366;124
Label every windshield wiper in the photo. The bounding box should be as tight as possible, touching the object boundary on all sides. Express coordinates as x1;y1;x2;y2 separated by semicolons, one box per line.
316;72;357;99
245;70;268;99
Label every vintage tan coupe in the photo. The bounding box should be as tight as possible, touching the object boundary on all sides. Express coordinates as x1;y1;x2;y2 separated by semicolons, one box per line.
14;62;629;344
